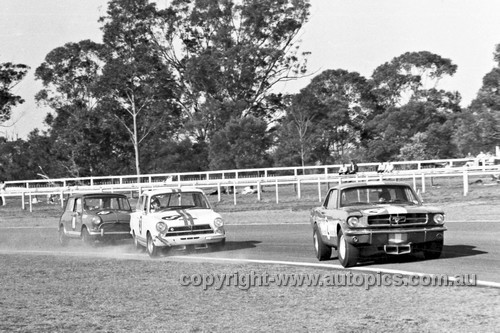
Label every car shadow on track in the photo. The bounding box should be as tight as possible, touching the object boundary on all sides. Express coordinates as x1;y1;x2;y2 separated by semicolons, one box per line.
440;244;488;259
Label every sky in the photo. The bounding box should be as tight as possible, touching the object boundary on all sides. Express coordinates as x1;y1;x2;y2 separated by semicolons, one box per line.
1;0;500;139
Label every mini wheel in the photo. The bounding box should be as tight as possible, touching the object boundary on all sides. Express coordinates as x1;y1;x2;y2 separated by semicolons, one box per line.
58;226;69;247
81;227;93;246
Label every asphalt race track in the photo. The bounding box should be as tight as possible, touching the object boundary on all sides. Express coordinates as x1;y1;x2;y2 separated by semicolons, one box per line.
0;221;498;285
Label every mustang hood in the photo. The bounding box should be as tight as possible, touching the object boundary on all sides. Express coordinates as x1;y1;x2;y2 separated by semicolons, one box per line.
153;209;219;227
344;204;443;216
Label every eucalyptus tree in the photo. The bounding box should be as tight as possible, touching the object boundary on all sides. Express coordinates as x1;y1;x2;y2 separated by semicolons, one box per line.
34;40;120;177
151;0;311;168
98;0;181;175
0;61;29;125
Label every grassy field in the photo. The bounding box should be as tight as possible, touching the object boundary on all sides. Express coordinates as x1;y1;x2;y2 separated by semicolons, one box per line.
0;176;499;332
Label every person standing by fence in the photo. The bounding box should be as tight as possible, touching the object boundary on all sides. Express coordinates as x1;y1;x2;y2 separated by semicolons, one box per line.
0;180;6;206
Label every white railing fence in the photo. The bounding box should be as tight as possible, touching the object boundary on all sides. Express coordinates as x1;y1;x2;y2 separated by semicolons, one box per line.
1;157;499;211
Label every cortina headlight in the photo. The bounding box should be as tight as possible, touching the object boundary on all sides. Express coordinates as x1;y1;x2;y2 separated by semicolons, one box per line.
156;222;167;233
214;217;224;228
433;214;445;224
347;217;359;228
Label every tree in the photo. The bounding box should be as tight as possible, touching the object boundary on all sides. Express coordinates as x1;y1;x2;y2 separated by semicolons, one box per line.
98;0;181;175
371;51;458;109
152;0;311;159
0;62;29;124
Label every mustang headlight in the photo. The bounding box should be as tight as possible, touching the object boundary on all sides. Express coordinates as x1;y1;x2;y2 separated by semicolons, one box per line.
214;217;224;228
156;222;167;233
91;216;102;225
347;216;360;228
433;214;445;224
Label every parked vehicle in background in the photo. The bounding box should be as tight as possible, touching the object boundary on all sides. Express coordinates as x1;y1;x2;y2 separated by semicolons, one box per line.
310;181;446;267
58;193;132;246
130;188;226;257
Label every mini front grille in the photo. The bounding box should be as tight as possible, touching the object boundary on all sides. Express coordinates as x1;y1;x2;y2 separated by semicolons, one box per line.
165;224;213;237
368;214;428;226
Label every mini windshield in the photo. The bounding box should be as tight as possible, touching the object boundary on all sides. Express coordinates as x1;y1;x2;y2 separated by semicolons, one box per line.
340;185;420;207
150;192;210;211
84;196;131;211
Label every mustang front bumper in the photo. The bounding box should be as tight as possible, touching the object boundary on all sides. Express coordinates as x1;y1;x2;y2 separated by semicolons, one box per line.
344;226;446;254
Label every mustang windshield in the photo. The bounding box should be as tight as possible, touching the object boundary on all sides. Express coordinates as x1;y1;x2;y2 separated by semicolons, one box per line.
340;185;420;207
151;192;210;210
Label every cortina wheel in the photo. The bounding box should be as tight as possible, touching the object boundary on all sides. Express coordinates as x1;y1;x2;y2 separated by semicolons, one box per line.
337;229;359;268
147;233;158;258
313;225;331;261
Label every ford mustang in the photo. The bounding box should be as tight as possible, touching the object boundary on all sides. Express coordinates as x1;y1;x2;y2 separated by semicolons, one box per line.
130;188;226;257
310;181;446;267
58;193;132;246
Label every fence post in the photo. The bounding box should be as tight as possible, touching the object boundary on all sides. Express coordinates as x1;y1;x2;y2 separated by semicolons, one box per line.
412;174;417;190
60;191;64;208
463;170;469;196
317;177;322;201
233;182;237;205
257;181;261;201
297;179;301;199
421;174;426;193
29;194;33;212
217;183;221;202
275;179;279;203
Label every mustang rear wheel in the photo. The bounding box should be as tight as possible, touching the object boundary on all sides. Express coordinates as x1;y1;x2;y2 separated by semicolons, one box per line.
423;239;443;260
146;233;158;258
337;229;359;268
58;226;69;247
313;225;331;261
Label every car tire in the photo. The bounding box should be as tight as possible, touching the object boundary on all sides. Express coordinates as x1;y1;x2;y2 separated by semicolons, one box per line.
133;231;142;250
81;227;93;246
58;225;69;247
313;225;331;261
337;229;358;268
423;239;443;260
212;238;226;251
146;233;158;258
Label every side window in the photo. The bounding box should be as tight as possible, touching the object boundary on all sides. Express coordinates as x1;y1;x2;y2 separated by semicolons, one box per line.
327;189;338;210
322;190;331;208
65;198;75;212
75;198;82;213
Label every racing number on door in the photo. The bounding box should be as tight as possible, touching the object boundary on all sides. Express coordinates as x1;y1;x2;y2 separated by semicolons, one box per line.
139;216;143;235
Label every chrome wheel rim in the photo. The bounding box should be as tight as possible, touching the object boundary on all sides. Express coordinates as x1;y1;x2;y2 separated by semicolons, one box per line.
339;235;346;260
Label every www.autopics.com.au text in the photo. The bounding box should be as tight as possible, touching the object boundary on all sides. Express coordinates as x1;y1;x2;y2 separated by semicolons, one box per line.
179;271;477;290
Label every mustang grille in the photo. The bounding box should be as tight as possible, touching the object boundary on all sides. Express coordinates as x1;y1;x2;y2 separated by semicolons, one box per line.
368;214;428;226
165;224;213;237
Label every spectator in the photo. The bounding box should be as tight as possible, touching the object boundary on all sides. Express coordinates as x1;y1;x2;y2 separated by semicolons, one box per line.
377;162;385;173
338;163;349;175
384;161;394;173
348;160;358;174
0;180;5;206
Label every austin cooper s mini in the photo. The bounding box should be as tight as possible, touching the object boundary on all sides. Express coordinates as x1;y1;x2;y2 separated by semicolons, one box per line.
58;193;132;246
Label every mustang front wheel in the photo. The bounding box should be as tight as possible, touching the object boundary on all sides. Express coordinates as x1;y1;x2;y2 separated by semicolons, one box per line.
423;239;443;260
313;225;331;261
337;229;359;267
147;233;158;258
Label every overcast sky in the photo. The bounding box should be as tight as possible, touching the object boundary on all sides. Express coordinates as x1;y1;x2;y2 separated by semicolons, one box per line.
2;0;500;139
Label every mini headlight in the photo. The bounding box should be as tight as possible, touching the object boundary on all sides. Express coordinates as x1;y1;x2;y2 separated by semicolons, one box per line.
347;216;359;227
433;214;445;224
156;222;167;232
214;217;224;228
91;216;102;225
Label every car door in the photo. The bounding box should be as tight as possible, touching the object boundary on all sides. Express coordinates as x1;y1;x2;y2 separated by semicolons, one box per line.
73;197;84;235
320;189;340;244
